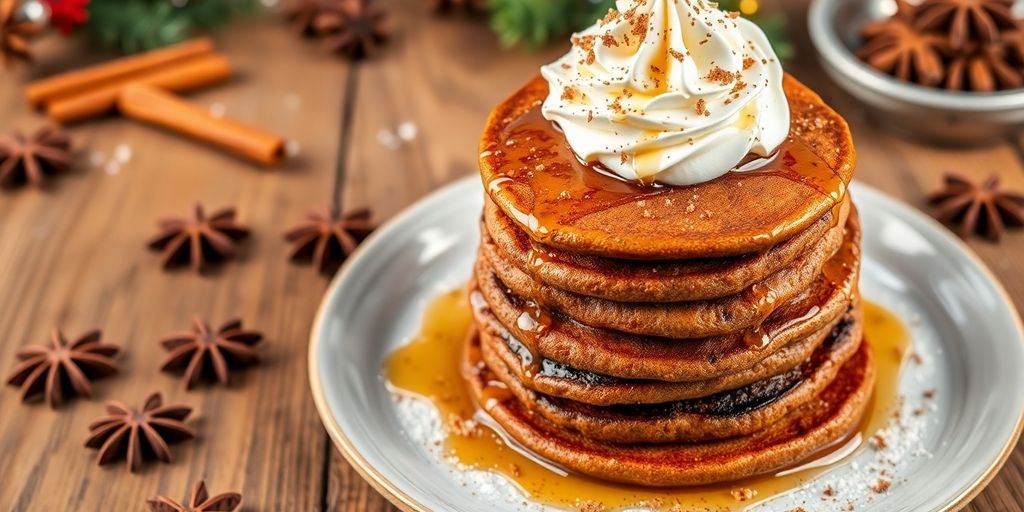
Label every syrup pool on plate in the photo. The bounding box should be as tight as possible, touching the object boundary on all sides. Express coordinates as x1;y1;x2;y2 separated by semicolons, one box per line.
384;289;909;511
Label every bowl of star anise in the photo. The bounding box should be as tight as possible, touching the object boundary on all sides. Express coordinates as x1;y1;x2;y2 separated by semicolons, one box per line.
809;0;1024;144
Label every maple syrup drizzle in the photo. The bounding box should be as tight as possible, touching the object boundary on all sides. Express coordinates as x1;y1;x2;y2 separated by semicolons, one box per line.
482;109;850;355
744;282;781;349
385;290;909;511
513;297;551;379
508;242;557;378
484;109;847;247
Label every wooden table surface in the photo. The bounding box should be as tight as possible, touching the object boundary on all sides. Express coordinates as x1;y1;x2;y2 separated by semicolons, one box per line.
0;1;1022;511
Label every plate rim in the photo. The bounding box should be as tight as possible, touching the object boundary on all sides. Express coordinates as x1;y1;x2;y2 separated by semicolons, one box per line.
308;175;1024;512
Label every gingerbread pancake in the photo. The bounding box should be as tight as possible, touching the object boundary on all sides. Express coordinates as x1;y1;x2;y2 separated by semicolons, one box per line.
476;305;845;406
470;213;861;382
472;274;855;383
464;327;874;487
481;203;851;339
482;196;850;303
481;310;864;443
478;74;856;260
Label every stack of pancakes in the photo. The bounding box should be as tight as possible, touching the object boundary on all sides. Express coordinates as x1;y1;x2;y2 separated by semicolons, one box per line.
466;75;871;487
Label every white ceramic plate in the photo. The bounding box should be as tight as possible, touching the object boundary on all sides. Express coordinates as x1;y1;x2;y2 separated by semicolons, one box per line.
309;176;1024;512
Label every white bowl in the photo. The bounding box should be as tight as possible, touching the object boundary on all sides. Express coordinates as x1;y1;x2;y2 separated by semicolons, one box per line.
808;0;1024;144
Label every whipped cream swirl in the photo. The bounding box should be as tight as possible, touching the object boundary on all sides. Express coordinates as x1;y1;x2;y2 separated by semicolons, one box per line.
540;0;789;186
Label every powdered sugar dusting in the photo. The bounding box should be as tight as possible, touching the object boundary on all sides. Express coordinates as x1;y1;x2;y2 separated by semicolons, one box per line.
393;394;545;510
388;276;946;511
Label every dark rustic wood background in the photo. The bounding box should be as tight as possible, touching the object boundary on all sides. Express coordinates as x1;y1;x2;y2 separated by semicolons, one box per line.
0;0;1021;510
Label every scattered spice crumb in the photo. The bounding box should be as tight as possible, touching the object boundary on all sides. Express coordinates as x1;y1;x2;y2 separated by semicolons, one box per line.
923;388;937;399
601;8;621;25
871;478;892;493
871;433;889;450
823;485;835;497
730;78;748;95
572;35;597;65
909;352;924;365
730;488;757;502
704;66;734;85
695;98;710;116
578;501;605;512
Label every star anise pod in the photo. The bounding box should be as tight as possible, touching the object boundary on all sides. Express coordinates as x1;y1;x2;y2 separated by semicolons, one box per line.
85;392;195;473
0;0;41;68
859;2;946;87
281;0;338;36
159;316;262;389
916;0;1017;50
943;43;1023;91
928;173;1024;241
431;0;488;14
315;0;389;60
148;204;250;273
284;207;375;274
1000;22;1024;64
0;126;73;188
147;480;242;512
5;328;119;408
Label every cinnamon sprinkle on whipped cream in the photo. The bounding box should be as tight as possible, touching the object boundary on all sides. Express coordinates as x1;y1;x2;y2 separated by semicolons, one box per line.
540;0;790;186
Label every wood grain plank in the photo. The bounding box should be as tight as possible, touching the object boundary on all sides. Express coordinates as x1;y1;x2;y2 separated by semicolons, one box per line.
325;1;566;508
0;20;349;511
337;1;564;219
1;3;1022;511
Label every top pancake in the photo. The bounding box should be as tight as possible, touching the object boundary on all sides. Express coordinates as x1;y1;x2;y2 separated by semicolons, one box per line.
478;74;856;260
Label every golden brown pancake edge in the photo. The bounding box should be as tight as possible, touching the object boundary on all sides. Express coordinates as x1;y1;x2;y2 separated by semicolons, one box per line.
463;326;875;487
478;74;857;260
481;308;864;443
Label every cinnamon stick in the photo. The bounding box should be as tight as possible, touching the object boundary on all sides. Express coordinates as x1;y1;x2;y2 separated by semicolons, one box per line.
25;38;215;108
117;83;285;166
46;54;232;124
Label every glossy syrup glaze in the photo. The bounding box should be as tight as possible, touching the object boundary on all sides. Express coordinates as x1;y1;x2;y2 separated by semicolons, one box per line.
483;108;847;257
742;207;858;350
384;290;908;511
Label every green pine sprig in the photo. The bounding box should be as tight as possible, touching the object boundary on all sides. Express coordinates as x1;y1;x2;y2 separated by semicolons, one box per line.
487;0;793;59
85;0;258;54
488;0;611;49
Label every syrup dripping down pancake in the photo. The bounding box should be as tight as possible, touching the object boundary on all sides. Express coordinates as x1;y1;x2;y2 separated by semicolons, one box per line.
482;196;849;303
475;305;842;406
463;327;875;487
481;309;863;444
481;199;853;339
478;74;856;260
471;212;861;382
